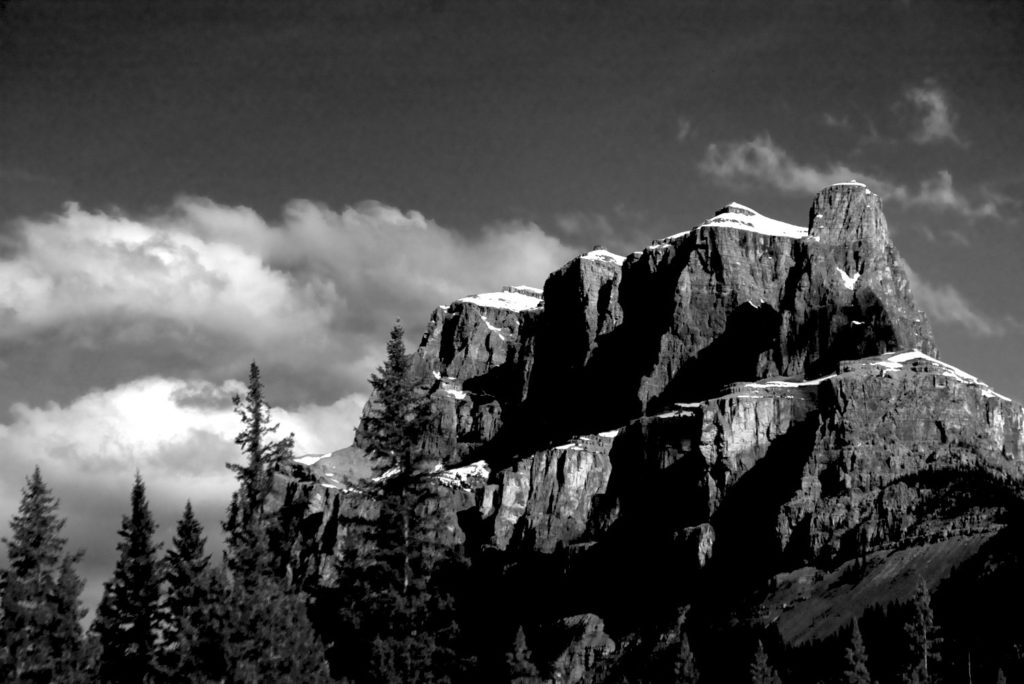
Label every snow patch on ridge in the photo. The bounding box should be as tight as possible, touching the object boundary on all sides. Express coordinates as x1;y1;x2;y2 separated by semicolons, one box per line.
581;249;626;266
747;375;837;389
294;452;331;466
459;290;542;312
480;315;503;333
436;460;490;489
659;202;808;242
443;385;468;401
836;268;861;290
872;351;1012;402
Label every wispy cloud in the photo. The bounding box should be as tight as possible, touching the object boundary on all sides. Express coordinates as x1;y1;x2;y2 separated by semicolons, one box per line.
904;80;965;146
699;134;892;195
822;113;850;129
698;134;1000;219
676;116;693;142
902;261;1005;337
904;170;997;218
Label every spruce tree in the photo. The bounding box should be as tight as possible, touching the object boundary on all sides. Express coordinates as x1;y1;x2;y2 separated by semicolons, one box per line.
0;467;86;682
333;322;469;682
158;501;227;681
749;640;782;684
903;580;934;684
221;571;331;683
674;631;699;683
93;473;162;684
356;322;432;479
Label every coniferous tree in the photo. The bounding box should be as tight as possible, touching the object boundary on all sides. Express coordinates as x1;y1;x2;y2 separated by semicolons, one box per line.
93;473;162;684
903;581;934;684
674;632;699;683
844;619;872;684
158;501;226;682
335;322;468;682
506;625;540;683
219;362;331;682
749;640;782;684
996;668;1007;684
0;467;86;682
223;361;295;575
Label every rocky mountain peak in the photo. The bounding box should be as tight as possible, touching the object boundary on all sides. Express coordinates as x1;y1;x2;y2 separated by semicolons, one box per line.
277;185;1017;681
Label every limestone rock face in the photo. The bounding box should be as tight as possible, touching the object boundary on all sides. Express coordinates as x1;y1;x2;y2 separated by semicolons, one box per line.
397;184;935;466
276;184;1022;675
616;185;933;415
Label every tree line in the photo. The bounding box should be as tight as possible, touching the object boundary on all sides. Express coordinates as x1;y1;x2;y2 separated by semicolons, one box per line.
0;323;1012;682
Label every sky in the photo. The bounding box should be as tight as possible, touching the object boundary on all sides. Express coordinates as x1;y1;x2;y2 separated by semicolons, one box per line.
1;0;1023;615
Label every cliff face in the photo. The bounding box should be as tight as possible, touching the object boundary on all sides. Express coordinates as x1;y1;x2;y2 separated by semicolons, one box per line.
377;183;935;467
279;182;1022;679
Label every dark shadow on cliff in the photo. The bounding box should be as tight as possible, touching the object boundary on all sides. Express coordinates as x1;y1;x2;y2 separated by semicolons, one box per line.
646;301;783;413
689;417;820;622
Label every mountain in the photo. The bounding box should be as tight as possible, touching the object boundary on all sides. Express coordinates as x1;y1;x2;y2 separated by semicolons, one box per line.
277;182;1024;682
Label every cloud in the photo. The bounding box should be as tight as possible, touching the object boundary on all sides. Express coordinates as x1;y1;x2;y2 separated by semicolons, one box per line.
0;197;577;614
822;113;851;129
699;134;900;196
904;81;964;146
698;135;1000;219
903;170;997;219
0;199;577;408
0;375;367;616
902;262;1005;337
676;116;692;142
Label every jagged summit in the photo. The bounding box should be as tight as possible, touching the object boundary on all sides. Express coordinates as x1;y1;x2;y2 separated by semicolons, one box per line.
659;201;809;242
269;185;1022;682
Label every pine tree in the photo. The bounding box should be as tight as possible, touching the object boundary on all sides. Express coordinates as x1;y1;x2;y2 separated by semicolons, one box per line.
223;361;296;574
158;501;226;682
996;668;1007;684
0;467;86;682
844;619;872;684
218;362;331;682
506;625;540;683
749;640;782;684
674;631;699;683
93;473;162;684
903;580;934;684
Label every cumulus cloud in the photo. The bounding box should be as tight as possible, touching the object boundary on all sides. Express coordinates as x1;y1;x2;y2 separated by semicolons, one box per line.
903;262;1005;337
698;135;999;219
904;81;964;146
0;199;576;408
0;375;367;615
0;197;576;613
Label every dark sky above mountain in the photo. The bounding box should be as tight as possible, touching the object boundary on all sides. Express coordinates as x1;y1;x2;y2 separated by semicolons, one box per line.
1;0;1022;613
